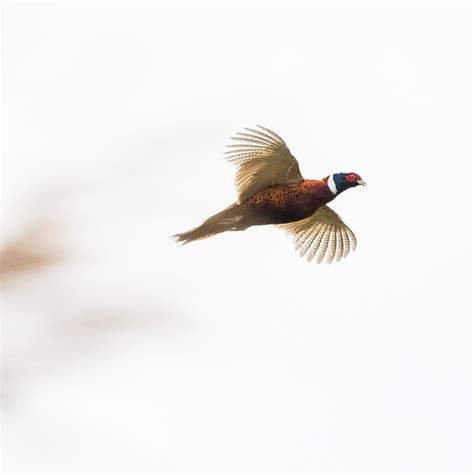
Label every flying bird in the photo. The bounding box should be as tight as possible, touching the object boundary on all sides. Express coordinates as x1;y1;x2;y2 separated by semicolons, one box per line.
173;126;366;263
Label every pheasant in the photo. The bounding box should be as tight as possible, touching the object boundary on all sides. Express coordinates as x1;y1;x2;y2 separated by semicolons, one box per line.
173;126;366;263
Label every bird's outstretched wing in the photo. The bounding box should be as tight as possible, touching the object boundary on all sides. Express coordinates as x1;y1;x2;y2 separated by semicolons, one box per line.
225;125;304;203
277;205;357;263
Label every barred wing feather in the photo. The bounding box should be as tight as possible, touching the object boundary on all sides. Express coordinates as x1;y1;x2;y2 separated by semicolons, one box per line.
224;125;304;203
277;205;357;263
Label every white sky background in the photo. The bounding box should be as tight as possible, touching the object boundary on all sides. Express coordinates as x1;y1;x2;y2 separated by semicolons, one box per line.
1;2;472;473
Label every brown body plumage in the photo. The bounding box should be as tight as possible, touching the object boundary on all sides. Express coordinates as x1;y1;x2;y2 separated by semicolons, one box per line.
245;179;335;224
175;180;334;244
174;126;365;263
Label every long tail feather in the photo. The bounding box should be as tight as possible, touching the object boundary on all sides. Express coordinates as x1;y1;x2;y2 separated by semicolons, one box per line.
172;204;246;244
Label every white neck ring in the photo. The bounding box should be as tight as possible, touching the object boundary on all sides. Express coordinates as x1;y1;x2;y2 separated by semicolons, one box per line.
328;174;338;195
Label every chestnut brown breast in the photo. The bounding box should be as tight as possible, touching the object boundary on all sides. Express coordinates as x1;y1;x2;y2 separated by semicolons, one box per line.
244;179;335;225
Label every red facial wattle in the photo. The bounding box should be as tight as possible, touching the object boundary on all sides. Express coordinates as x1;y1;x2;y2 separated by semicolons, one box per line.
345;173;360;183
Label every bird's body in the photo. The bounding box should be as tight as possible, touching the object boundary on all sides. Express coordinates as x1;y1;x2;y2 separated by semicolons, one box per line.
174;126;366;263
245;179;335;225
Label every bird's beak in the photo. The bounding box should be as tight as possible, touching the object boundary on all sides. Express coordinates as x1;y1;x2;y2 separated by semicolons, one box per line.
357;179;367;186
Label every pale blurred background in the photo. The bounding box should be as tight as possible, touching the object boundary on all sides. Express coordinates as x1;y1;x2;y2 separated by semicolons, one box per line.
1;2;471;472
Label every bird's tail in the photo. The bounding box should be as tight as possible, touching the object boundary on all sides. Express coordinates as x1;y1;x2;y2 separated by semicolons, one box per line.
172;203;247;244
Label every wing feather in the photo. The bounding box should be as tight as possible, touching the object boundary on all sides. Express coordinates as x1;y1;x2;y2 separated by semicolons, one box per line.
326;224;337;264
346;226;358;251
340;226;351;258
243;127;282;146
334;227;343;262
225;125;304;202
277;205;358;264
305;222;327;262
303;222;328;259
315;225;331;263
235;132;278;147
295;222;324;252
256;125;287;146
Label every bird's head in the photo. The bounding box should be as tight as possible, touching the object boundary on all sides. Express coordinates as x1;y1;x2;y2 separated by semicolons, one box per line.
327;172;366;195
